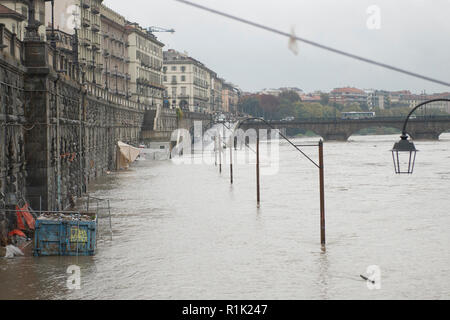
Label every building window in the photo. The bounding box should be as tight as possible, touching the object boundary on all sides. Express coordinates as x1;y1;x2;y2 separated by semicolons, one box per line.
181;87;186;95
164;76;167;82
39;10;45;24
181;75;186;81
172;75;176;83
171;66;177;71
181;66;186;72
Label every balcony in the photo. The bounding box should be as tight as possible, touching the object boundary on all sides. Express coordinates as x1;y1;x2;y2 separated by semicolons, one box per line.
178;94;189;99
82;18;90;28
91;5;100;14
80;38;91;47
194;95;209;102
91;23;100;33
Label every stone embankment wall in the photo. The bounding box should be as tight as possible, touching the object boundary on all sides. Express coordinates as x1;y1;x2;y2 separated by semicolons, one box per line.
0;35;27;244
0;30;143;243
0;26;212;243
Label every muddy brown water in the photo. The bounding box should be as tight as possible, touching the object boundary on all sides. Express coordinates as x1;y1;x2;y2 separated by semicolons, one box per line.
1;133;449;299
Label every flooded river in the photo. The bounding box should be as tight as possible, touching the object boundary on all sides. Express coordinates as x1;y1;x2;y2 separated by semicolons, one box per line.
1;132;449;300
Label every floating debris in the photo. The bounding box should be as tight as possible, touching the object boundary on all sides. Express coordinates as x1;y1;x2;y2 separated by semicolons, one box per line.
360;275;375;284
4;245;24;259
37;212;94;222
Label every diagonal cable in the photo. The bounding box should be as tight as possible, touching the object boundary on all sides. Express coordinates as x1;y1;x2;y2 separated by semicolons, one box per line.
174;0;450;88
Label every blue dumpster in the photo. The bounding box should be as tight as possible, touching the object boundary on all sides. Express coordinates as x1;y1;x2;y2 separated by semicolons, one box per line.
33;219;97;256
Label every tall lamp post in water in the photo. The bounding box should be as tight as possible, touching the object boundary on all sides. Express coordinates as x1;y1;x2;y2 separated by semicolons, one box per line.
237;117;326;247
391;99;450;174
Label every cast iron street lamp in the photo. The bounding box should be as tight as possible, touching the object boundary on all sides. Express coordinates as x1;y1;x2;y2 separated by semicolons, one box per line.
392;98;450;174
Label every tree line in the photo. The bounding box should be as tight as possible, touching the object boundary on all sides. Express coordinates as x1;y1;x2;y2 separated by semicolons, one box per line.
237;91;448;120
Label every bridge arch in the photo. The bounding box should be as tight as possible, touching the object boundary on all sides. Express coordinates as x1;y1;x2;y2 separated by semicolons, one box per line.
348;125;402;140
283;127;324;140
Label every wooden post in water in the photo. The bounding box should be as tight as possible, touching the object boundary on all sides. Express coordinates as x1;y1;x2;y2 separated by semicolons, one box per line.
319;140;326;247
256;130;260;207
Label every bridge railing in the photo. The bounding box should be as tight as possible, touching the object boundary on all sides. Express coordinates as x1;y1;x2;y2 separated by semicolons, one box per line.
246;115;450;123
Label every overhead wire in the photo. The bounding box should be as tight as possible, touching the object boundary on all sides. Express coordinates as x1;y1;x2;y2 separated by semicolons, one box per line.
174;0;450;88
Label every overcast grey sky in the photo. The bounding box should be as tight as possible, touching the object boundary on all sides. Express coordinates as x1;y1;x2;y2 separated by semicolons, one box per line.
103;0;450;94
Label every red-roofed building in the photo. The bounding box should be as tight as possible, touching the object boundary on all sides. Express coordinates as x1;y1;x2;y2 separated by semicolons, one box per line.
388;90;411;103
330;87;367;105
300;94;321;103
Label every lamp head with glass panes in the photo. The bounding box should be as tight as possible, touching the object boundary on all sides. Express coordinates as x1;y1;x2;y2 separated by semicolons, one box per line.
391;134;417;174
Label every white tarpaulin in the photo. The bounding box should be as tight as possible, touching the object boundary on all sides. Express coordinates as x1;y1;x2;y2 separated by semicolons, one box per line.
116;141;140;170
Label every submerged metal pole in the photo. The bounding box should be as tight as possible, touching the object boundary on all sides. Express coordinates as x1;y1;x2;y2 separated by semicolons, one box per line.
108;199;112;240
256;130;260;207
219;134;222;174
214;136;217;167
230;134;233;184
319;140;326;247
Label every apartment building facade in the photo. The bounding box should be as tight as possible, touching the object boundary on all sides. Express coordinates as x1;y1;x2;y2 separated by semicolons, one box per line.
365;89;385;110
330;87;367;105
1;0;46;40
100;4;128;97
210;74;223;112
126;22;164;107
222;82;239;114
163;49;211;112
78;0;102;84
43;0;102;84
403;92;450;113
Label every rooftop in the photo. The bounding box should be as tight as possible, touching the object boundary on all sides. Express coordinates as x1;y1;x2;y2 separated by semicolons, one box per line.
0;4;26;21
331;87;366;94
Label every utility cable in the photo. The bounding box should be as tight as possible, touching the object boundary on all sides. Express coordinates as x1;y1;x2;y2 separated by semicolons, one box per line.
174;0;450;88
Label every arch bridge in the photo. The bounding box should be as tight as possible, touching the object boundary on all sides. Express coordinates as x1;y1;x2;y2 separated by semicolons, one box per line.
239;116;450;141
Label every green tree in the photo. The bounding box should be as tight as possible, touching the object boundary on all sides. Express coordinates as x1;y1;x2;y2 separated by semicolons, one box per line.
238;96;260;117
320;93;330;106
258;94;280;119
342;103;362;113
279;90;301;103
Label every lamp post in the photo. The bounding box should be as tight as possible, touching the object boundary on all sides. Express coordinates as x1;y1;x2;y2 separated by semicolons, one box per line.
392;98;450;174
104;53;109;91
126;73;130;100
115;65;118;95
92;52;96;85
50;0;56;49
237;117;326;247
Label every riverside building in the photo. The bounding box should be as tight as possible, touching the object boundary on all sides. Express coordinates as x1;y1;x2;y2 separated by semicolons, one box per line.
163;49;211;113
125;22;165;108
